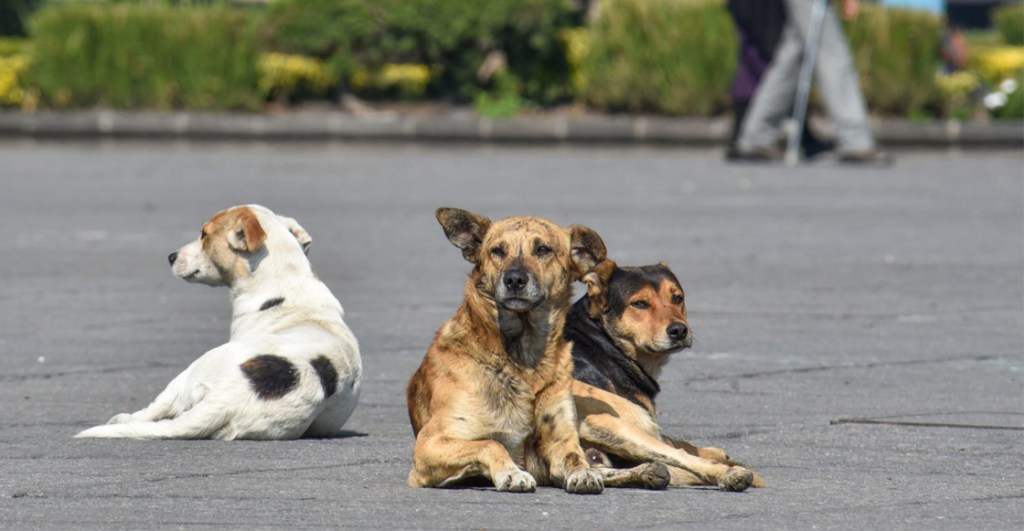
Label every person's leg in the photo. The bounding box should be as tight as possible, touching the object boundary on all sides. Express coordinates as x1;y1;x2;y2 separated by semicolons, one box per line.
736;23;803;152
785;0;874;153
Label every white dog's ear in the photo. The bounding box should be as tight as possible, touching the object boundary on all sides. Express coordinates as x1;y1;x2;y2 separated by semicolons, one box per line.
277;215;312;255
227;208;267;253
436;207;491;263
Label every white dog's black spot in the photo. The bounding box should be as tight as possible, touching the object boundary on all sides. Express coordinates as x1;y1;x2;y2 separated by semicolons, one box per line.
310;356;338;397
240;355;298;399
259;297;285;311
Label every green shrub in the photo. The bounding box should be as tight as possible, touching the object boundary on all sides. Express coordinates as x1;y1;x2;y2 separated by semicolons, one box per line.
992;1;1024;46
258;0;577;103
845;5;942;117
28;3;261;110
577;0;736;116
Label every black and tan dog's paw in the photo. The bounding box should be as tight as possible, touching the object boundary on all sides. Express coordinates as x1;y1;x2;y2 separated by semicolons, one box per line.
639;462;670;490
718;466;754;492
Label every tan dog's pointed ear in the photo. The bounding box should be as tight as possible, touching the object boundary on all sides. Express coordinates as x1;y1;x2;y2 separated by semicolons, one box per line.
227;208;267;253
436;207;491;263
568;225;607;281
277;214;312;255
582;259;617;318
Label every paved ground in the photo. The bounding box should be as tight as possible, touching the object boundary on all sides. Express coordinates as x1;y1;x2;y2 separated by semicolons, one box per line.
0;141;1021;530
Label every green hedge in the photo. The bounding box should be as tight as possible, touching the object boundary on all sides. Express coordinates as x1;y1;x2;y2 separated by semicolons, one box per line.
259;0;577;103
579;0;942;117
992;1;1024;46
845;5;942;117
578;0;736;116
28;3;260;110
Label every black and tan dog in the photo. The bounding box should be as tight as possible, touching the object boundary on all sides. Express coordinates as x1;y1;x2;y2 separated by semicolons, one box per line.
568;260;760;491
407;209;669;494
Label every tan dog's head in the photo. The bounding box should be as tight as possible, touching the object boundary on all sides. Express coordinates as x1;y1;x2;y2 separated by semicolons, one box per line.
168;205;312;287
437;208;606;312
583;261;691;365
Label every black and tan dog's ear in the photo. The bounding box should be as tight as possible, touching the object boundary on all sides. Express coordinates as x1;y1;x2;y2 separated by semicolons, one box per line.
582;259;617;318
436;207;492;263
277;214;312;255
227;208;267;253
568;225;607;280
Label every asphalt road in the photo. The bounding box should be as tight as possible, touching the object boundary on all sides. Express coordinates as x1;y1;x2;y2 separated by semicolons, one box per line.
0;141;1021;530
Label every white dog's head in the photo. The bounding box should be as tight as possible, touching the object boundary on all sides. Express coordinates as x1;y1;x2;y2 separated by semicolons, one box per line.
168;205;313;287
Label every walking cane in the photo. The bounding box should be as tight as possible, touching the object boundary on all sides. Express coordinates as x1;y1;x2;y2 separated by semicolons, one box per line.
785;0;829;167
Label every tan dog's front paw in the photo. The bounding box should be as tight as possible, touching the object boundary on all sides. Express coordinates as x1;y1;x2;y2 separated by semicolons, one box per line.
565;469;604;494
718;466;754;492
494;468;536;492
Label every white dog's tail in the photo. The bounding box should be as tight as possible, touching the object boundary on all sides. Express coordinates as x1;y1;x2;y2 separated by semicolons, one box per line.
74;403;230;440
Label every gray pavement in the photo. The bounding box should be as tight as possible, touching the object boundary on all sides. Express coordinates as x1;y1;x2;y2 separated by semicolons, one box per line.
0;141;1021;529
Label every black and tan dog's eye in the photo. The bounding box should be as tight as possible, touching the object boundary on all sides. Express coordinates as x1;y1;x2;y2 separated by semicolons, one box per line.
534;244;553;257
672;294;684;305
490;246;506;259
630;300;650;310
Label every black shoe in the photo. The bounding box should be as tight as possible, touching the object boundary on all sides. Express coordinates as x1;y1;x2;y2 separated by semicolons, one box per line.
802;137;836;159
838;149;893;166
726;145;784;162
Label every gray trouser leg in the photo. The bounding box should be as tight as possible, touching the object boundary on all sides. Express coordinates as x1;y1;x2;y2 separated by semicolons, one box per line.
739;0;875;152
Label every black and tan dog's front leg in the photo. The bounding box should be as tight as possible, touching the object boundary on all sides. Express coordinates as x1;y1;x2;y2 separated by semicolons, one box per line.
533;381;604;494
579;412;755;491
662;434;731;464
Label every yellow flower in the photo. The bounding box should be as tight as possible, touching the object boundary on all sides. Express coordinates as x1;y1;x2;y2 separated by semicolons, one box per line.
974;47;1024;85
348;63;437;96
258;53;336;98
0;54;29;107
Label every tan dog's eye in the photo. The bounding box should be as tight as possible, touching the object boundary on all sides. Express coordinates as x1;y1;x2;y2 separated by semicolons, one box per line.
672;294;684;305
534;244;553;257
630;300;650;310
490;246;505;259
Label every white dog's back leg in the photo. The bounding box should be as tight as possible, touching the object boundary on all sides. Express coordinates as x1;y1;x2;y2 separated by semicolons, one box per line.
106;370;198;425
75;399;229;440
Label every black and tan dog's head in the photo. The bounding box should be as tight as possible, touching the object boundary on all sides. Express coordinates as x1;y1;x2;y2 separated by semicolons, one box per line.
583;260;691;374
168;205;312;287
436;207;606;312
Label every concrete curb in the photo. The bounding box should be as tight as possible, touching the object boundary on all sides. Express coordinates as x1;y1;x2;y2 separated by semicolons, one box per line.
0;110;1021;146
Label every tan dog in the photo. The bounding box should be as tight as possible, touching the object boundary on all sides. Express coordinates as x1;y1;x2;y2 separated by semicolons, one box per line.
568;260;759;491
406;209;668;494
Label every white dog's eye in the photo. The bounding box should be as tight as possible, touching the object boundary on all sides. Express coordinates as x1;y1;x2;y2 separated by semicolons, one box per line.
200;230;207;240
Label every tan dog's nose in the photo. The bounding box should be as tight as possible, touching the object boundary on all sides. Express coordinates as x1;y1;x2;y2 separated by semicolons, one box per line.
502;268;529;291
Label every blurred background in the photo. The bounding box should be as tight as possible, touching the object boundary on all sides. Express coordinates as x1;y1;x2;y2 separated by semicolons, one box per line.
0;0;1020;123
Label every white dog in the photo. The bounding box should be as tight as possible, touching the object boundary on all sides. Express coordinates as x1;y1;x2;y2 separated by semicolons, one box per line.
76;205;361;440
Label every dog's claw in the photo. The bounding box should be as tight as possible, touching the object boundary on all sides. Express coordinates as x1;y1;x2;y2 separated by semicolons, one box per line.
565;469;604;494
718;466;754;492
494;469;536;493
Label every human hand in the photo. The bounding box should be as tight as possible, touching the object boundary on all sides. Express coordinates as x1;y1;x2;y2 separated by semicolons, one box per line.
841;0;859;20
